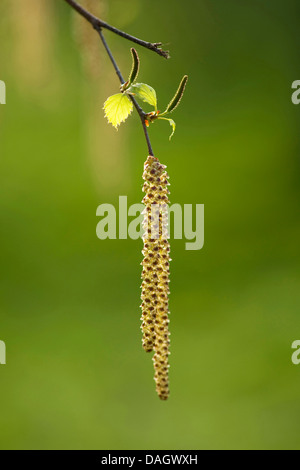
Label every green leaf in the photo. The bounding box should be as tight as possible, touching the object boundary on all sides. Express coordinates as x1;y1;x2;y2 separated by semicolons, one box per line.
158;117;176;140
128;48;140;85
128;83;157;110
103;93;133;129
163;75;188;115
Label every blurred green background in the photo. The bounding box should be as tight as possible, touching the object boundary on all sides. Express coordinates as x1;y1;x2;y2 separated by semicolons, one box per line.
0;0;300;450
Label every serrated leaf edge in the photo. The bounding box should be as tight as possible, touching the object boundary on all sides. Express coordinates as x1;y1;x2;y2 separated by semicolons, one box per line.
103;93;133;129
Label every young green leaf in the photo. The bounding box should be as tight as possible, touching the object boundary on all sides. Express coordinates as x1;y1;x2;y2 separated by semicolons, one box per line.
163;75;188;114
103;93;133;129
128;83;157;110
158;117;176;140
128;48;140;86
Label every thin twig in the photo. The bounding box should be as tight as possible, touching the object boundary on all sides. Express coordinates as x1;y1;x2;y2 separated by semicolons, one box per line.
64;0;169;59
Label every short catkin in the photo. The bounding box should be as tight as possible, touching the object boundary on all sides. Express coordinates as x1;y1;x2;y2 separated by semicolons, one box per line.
141;156;171;400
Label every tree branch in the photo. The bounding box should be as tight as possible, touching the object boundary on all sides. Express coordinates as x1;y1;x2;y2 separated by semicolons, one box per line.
96;27;154;156
64;0;169;59
64;0;155;156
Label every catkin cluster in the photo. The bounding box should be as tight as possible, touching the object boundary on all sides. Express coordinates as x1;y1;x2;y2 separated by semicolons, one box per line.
141;156;171;400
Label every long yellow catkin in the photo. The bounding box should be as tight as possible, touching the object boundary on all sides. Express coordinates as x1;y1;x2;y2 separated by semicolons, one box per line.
141;156;171;400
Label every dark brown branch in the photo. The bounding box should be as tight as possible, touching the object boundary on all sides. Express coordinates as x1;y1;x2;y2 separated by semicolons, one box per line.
64;0;169;59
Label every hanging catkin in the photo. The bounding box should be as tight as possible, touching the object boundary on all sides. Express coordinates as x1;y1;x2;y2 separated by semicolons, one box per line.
141;156;171;400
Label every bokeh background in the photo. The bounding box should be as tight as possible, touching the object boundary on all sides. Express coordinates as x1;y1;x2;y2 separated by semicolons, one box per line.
0;0;300;450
